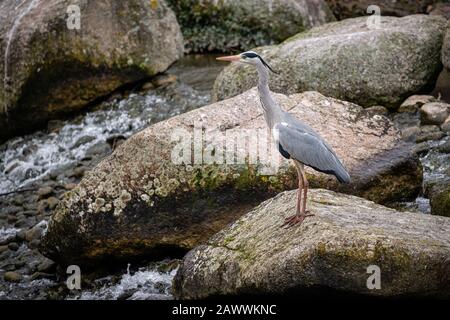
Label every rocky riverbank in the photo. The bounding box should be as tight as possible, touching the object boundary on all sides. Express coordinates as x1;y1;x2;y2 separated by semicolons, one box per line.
0;0;449;300
0;55;222;299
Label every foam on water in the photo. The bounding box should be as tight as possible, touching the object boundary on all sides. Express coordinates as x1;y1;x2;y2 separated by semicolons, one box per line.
72;266;177;300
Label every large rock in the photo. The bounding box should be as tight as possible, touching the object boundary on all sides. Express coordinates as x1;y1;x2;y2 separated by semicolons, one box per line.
213;15;446;110
325;0;441;20
167;0;335;53
0;0;183;142
41;89;422;266
173;189;450;299
443;21;450;71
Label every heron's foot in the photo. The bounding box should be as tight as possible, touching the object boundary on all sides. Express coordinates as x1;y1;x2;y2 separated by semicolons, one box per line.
282;212;314;228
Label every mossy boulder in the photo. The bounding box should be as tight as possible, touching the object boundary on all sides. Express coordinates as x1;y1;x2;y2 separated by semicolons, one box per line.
40;89;422;267
325;0;442;20
0;0;183;142
213;15;446;110
173;189;450;299
430;182;450;217
166;0;335;53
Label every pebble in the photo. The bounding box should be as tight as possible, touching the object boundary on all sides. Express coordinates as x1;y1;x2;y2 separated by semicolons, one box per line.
4;271;22;282
8;242;19;251
46;197;59;210
37;186;53;199
64;183;77;190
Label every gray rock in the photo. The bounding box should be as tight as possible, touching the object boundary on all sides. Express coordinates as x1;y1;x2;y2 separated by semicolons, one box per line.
37;186;53;199
213;15;446;110
173;189;450;299
0;0;184;142
85;142;112;158
167;0;335;53
41;89;422;266
420;102;450;125
325;0;440;20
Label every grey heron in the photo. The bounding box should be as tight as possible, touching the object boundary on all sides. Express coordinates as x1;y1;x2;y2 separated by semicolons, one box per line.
217;51;351;227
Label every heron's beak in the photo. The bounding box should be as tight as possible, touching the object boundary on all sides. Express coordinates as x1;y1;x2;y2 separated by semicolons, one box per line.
216;55;241;62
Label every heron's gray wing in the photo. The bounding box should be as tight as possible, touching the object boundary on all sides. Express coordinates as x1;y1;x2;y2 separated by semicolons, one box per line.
275;122;350;183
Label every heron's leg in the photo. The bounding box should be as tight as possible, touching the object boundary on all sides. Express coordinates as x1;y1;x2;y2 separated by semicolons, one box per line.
300;169;313;216
282;162;313;227
295;170;303;215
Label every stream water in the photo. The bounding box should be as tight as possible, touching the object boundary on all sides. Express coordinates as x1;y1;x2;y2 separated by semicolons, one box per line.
0;55;449;300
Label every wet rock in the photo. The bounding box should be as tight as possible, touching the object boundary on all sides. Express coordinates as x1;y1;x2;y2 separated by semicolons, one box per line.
37;187;53;199
325;0;440;19
25;221;48;243
85;142;112;158
4;271;22;283
46;197;60;211
0;0;184;142
0;245;8;253
398;95;437;113
173;189;450;299
430;182;450;217
213;15;446;110
141;82;155;91
167;0;335;53
415;125;445;143
72;136;96;149
41;89;422;266
420;102;450;125
414;141;433;155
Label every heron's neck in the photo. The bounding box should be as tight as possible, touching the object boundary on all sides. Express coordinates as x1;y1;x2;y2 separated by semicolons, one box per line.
256;64;282;128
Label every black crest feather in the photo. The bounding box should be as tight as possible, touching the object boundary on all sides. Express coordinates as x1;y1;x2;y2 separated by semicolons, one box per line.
242;52;278;74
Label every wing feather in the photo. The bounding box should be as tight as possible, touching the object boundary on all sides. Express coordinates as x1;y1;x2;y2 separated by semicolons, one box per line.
275;121;350;183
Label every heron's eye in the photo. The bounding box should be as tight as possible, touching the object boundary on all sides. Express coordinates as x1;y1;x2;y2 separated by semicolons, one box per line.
241;55;247;59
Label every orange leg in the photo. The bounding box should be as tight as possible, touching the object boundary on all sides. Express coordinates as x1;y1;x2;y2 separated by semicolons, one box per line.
282;161;314;228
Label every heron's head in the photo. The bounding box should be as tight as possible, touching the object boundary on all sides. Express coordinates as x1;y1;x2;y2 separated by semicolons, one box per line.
216;51;277;73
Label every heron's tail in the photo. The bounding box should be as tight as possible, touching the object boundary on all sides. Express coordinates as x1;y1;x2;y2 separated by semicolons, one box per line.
335;166;351;184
